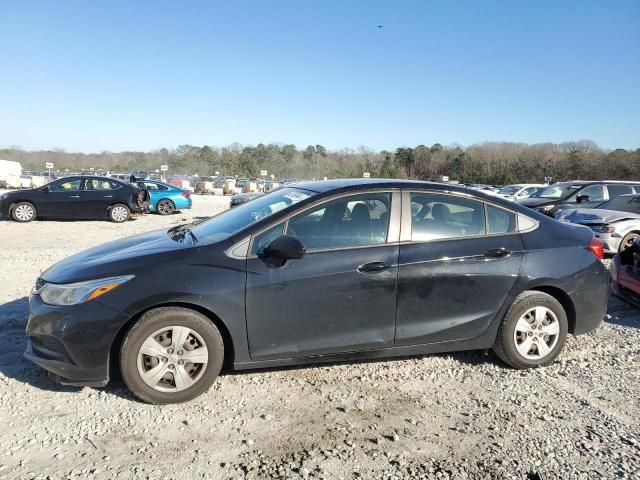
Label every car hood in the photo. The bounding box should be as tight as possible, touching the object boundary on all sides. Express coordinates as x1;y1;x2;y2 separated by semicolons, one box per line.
41;227;199;284
516;197;554;207
559;208;640;225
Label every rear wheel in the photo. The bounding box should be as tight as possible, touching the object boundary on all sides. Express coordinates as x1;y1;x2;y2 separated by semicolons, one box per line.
120;307;224;404
109;204;130;223
619;232;639;252
493;291;568;369
156;199;175;215
11;202;37;222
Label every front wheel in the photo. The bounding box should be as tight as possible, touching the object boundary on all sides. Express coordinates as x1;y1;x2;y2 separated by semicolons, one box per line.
109;204;130;223
119;307;224;404
12;202;37;222
493;291;568;369
156;199;175;215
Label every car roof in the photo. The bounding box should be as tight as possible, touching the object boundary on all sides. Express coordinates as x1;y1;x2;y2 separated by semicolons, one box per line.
552;180;640;186
289;178;488;196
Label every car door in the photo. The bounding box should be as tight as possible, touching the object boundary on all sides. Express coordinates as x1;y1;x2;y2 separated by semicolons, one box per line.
244;191;400;361
80;178;118;217
37;177;83;218
395;191;525;346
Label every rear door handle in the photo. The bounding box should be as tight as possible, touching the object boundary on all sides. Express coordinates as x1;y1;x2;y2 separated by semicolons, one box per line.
68;195;80;198
484;248;511;259
103;195;113;198
358;262;391;273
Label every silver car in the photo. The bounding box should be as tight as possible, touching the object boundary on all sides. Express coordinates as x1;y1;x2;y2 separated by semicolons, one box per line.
556;194;640;253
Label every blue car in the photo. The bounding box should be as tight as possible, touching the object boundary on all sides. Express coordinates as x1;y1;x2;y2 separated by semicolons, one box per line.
142;180;192;215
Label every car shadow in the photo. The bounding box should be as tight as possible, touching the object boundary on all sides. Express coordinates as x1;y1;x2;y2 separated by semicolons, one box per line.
606;293;640;328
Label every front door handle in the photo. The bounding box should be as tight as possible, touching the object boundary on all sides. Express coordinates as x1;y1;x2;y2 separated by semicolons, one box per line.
358;262;391;273
103;195;113;198
484;248;512;259
68;195;80;198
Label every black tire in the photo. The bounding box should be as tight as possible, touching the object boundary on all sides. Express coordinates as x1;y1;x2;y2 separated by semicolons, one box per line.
109;204;130;223
119;307;224;404
619;232;639;252
156;199;175;215
493;291;568;369
11;202;37;222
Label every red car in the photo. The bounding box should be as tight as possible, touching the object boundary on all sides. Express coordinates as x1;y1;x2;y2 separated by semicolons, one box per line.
610;238;640;307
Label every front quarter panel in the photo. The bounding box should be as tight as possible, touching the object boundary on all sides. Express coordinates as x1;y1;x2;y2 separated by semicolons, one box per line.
97;241;250;364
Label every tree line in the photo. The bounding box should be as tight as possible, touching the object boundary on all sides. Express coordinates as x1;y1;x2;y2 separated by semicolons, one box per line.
2;140;639;184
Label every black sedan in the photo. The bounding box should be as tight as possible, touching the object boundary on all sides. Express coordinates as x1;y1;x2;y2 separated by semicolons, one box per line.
1;176;149;223
25;179;608;403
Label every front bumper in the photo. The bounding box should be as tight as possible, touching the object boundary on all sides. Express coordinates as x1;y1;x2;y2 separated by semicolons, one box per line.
24;294;127;387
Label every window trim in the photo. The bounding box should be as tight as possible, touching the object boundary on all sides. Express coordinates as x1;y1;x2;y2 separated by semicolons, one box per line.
242;189;400;258
401;189;537;244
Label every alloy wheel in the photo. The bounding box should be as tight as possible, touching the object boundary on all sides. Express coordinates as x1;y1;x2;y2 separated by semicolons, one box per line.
137;326;209;392
621;234;639;252
513;306;560;360
157;200;175;215
14;204;35;221
111;206;128;222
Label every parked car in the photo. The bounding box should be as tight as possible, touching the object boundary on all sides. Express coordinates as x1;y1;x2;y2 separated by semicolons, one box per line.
556;194;640;253
142;180;192;215
496;184;545;201
0;176;149;222
517;181;640;217
230;191;263;208
24;179;607;403
610;237;640;307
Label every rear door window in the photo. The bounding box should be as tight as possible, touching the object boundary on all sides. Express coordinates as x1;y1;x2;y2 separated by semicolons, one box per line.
486;205;517;234
84;179;114;190
410;192;486;241
606;184;635;198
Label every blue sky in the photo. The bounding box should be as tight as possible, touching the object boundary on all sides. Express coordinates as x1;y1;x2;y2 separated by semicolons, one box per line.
1;0;638;152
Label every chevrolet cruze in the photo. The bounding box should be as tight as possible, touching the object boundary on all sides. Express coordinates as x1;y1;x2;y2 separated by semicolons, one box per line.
25;179;608;404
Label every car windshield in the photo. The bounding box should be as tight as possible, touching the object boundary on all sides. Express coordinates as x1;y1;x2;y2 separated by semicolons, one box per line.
596;196;640;214
530;184;581;199
186;187;317;243
498;186;520;195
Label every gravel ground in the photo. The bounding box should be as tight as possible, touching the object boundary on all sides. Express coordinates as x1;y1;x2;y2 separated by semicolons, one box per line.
0;194;639;480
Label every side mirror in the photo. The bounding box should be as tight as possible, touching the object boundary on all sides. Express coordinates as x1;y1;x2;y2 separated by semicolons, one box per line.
41;186;49;193
577;194;590;203
262;235;305;266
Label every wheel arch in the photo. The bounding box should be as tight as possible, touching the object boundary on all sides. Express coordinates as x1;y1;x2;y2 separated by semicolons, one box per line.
109;302;236;380
527;285;576;334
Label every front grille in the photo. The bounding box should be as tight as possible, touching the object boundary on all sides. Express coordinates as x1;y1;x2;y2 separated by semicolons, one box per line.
30;335;71;362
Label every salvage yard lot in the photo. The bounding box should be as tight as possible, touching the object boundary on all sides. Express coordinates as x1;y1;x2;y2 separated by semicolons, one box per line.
0;195;639;479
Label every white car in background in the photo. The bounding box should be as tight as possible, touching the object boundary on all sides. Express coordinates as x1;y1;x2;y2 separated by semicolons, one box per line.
496;184;546;201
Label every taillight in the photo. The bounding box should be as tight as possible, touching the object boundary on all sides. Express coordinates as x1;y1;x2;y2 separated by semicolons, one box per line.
181;191;190;198
588;237;604;259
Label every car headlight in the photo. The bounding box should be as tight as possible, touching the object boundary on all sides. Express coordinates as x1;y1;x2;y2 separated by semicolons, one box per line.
536;205;555;213
591;225;615;234
36;275;134;306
